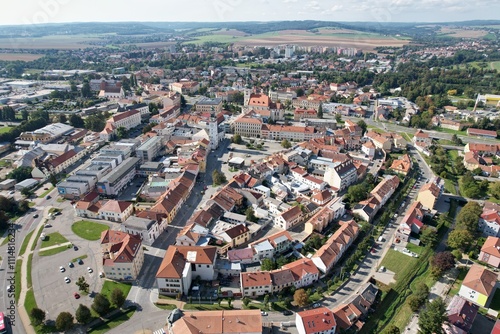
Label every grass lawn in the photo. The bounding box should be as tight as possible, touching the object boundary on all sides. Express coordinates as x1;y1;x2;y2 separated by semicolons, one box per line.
48;207;60;214
71;254;88;263
433;127;467;136
444;179;457;195
449;267;468;297
56;197;65;203
38;187;54;198
24;288;37;313
100;281;132;302
72;220;109;240
40;232;69;248
27;253;33;288
380;249;419;280
406;243;424;255
0;126;13;134
89;307;136;334
0;159;11;167
15;260;21;303
154;303;177;310
19;230;34;255
39;245;69;257
1;234;10;246
183;303;233;311
31;225;45;251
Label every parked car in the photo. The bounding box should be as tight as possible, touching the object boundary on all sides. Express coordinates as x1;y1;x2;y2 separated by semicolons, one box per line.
46;195;51;200
312;303;321;308
73;245;78;251
99;272;104;278
68;262;74;268
282;310;293;316
87;267;93;273
59;266;65;272
77;258;83;265
33;213;39;218
64;277;71;283
260;311;268;316
73;292;80;299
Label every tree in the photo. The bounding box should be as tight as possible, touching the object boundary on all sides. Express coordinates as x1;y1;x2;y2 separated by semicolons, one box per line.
69;114;85;128
180;95;187;108
317;103;324;119
293;289;309;307
451;249;463;261
81;81;92;98
296;88;304;97
7;166;33;182
357;120;368;135
110;288;126;308
231;134;243;144
49;174;58;187
75;276;89;293
418;297;447;334
30;307;46;326
281;139;292;149
142;123;154;134
242;297;251;307
21;109;29;121
55;312;74;332
75;304;92;324
456;201;482;233
447;229;473;251
116;127;129;140
261;258;274;271
431;251;455;278
245;206;258;223
264;294;270;308
21;187;33;198
384;325;401;334
58;114;67;124
84;114;106;132
335;113;342;123
92;293;110;316
212;170;227;186
420;227;438;247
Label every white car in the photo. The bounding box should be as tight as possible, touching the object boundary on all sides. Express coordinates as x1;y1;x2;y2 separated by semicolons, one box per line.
59;266;65;272
87;267;93;273
64;277;70;283
260;311;268;316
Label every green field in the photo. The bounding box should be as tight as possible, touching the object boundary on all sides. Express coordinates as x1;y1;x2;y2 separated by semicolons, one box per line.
379;249;419;280
40;232;69;248
100;281;132;304
72;220;109;240
0;126;13;134
458;60;500;71
39;245;69;256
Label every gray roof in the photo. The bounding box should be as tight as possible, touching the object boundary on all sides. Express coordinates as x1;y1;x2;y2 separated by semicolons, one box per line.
137;136;162;151
123;216;156;231
16;178;38;188
100;157;140;184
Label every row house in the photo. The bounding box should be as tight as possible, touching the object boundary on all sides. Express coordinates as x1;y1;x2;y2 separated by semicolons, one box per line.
312;220;359;274
240;271;272;297
464;143;500;156
156;245;217;296
365;131;392;151
261;124;321;142
149;105;181;124
294;108;318;121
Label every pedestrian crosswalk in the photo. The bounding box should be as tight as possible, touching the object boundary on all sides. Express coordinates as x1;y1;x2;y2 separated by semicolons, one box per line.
153;329;165;334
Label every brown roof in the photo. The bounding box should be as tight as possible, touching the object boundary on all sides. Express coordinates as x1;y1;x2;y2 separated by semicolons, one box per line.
297;307;337;334
270;268;294;286
156;246;217;278
111;109;140;123
282;258;319;280
100;230;141;265
223;224;249;239
280;205;303;223
170;310;262;334
462;264;498;296
331;303;362;331
419;182;441;198
481;236;500;259
49;149;77;168
98;200;133;214
240;271;272;288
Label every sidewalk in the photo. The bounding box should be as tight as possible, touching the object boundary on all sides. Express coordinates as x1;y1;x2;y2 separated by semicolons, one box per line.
17;205;52;334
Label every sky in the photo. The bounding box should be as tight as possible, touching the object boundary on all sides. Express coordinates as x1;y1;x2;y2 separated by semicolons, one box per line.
1;0;500;26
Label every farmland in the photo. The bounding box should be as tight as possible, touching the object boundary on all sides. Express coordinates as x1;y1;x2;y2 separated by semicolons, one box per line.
439;27;489;38
0;34;102;50
184;28;410;50
0;53;43;61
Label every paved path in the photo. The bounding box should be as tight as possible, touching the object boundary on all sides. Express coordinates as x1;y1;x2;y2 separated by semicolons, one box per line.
17;206;51;334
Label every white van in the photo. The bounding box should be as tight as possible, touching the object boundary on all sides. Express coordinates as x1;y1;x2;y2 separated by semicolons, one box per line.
40;233;47;241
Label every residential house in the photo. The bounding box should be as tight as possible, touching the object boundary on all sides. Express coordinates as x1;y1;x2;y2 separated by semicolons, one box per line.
464;143;500;156
331;303;362;333
479;209;500;237
480;236;500;268
74;192;102;219
390;154;412;176
446;295;479;334
274;205;304;230
121;215;159;246
311;220;359;274
323;160;358;191
459;264;498;307
240;271;272;297
218;224;250;249
282;258;320;289
169;81;199;95
305;197;346;234
167;309;262;334
100;230;144;280
413;129;432;155
296;307;336;334
417;180;442;210
156;245;217;296
98;200;134;223
175;223;209;246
